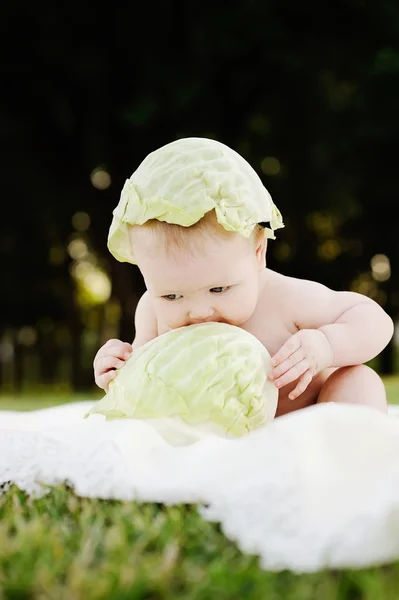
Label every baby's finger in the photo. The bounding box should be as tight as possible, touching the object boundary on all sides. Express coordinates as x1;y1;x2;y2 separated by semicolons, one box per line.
97;369;116;390
106;348;132;362
271;335;302;368
102;340;132;355
104;369;117;386
104;338;125;348
288;370;313;400
115;341;133;355
98;356;126;374
272;358;309;389
268;347;305;381
95;347;132;367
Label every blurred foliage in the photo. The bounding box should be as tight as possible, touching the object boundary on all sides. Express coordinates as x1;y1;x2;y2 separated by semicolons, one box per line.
0;0;398;388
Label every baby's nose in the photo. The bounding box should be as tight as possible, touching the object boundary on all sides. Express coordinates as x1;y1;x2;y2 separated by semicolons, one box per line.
188;305;214;321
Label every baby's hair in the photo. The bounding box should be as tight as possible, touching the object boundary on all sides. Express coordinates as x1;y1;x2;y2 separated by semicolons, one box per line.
129;209;266;259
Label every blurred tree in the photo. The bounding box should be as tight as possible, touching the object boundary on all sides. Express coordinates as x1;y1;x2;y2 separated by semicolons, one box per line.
0;0;397;386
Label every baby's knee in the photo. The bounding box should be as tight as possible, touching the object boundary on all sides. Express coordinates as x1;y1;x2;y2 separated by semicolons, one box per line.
346;364;384;387
318;364;387;412
347;364;387;411
330;364;383;385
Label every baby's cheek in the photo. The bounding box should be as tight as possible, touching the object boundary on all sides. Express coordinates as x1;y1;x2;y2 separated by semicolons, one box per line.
224;293;257;324
160;304;187;329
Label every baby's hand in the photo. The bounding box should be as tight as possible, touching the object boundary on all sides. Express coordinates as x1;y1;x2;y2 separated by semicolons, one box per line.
93;339;133;390
268;330;333;400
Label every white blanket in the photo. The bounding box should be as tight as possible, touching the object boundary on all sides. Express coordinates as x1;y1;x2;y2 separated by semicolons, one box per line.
1;401;399;573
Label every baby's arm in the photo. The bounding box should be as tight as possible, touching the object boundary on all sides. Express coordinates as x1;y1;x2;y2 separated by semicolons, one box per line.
93;291;158;389
268;276;394;399
291;279;394;367
132;291;158;350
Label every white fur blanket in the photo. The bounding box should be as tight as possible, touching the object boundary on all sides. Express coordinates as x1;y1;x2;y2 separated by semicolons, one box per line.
1;401;399;573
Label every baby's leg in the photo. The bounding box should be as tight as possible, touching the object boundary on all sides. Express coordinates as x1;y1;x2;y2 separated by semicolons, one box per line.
317;365;387;413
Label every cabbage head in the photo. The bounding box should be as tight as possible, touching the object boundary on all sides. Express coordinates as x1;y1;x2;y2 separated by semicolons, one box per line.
87;322;278;436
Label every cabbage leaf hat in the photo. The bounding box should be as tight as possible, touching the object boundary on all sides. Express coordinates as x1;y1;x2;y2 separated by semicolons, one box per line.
108;137;284;264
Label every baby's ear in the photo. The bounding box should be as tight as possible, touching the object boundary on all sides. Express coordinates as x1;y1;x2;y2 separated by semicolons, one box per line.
255;233;267;270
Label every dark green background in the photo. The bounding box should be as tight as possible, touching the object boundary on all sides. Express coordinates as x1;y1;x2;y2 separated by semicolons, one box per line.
1;0;398;391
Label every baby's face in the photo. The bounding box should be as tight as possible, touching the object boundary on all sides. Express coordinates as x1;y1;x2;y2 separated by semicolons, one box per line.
134;229;266;331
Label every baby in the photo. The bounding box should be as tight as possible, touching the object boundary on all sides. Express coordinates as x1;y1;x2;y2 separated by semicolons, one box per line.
94;138;394;417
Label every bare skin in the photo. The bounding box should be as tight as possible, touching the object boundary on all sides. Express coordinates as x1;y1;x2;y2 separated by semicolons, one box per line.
94;221;394;416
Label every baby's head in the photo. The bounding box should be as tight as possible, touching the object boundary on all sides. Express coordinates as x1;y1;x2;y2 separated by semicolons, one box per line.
129;210;267;329
107;137;284;329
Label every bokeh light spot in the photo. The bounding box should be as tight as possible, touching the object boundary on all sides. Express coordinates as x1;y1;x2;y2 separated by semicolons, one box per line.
317;239;342;261
68;239;88;261
371;254;391;282
84;271;112;304
249;114;270;135
274;241;292;262
261;157;281;176
17;327;37;346
72;212;91;232
90;168;111;190
0;341;14;363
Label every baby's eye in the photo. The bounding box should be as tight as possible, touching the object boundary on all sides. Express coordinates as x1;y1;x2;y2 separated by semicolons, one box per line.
162;294;182;301
210;286;230;294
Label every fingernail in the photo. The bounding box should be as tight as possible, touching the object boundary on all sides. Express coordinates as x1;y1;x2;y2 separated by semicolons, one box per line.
124;352;131;359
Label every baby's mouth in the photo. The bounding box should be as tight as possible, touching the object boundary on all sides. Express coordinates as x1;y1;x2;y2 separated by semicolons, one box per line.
188;318;225;325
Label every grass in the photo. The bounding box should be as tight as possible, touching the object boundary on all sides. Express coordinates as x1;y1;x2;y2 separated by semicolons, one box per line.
2;488;399;600
1;376;399;599
1;375;398;411
0;389;103;412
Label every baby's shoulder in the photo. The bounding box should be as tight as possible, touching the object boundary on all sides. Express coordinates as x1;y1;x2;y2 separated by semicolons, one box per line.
260;269;310;299
262;269;334;293
259;269;361;330
258;269;335;313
